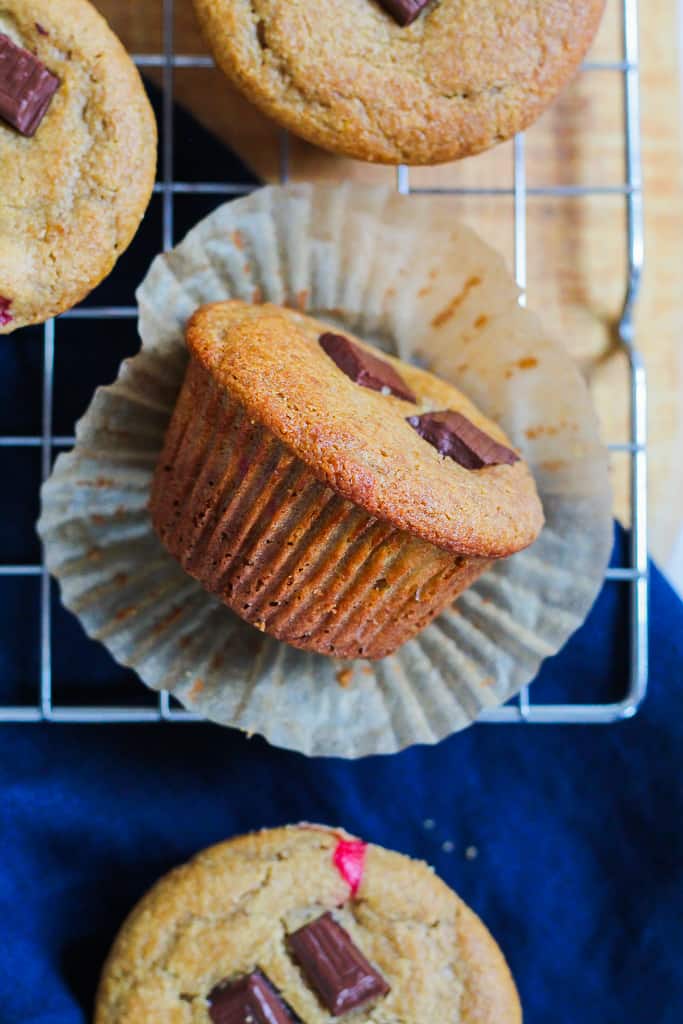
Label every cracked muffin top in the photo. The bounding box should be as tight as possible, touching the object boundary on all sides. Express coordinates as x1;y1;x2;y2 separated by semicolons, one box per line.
191;0;605;164
0;0;156;333
186;301;544;559
95;825;521;1023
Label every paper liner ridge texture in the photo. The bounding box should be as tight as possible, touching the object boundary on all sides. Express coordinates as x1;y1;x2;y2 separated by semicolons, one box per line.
150;356;490;659
38;184;612;758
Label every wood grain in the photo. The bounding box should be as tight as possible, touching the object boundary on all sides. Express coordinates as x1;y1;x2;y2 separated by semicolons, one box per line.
94;0;683;565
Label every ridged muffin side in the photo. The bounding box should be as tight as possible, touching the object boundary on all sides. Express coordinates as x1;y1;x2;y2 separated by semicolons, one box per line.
150;358;489;660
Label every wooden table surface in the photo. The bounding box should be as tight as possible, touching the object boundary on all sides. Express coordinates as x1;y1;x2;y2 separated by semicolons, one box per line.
95;0;683;568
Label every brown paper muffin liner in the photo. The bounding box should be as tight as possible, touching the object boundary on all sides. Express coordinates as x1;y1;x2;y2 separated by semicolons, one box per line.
150;357;489;660
38;184;612;757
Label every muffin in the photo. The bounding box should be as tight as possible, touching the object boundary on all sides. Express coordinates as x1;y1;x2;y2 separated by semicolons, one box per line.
149;300;543;660
95;824;521;1022
191;0;605;165
0;0;157;333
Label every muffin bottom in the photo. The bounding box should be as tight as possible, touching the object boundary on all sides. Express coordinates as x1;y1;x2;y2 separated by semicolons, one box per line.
150;358;490;660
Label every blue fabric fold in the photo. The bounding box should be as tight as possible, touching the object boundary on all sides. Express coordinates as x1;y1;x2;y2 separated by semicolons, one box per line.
0;527;681;1023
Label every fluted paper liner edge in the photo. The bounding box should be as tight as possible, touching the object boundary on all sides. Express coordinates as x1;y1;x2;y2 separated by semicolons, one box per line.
38;184;612;757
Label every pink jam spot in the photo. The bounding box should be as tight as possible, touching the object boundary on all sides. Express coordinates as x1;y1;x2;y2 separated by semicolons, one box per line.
333;839;367;897
0;297;13;327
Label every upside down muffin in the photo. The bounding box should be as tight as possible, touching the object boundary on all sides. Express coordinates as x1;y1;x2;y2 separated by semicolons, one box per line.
149;301;543;660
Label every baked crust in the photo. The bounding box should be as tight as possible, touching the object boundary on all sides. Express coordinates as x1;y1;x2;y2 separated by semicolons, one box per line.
185;301;544;560
95;826;522;1023
191;0;605;164
0;0;157;333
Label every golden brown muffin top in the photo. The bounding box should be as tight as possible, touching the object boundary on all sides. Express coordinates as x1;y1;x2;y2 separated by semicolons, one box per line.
0;0;157;333
95;825;521;1023
192;0;605;164
187;301;544;559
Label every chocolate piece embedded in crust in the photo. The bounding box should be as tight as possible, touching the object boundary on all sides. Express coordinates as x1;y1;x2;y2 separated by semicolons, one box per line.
319;331;416;402
408;409;520;469
288;912;390;1015
376;0;431;27
209;970;298;1024
0;33;59;136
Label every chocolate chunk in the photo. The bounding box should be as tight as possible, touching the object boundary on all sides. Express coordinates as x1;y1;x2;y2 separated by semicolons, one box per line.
319;332;416;403
0;33;59;137
208;970;298;1024
407;410;520;469
377;0;431;27
0;296;12;327
35;24;49;37
287;912;390;1015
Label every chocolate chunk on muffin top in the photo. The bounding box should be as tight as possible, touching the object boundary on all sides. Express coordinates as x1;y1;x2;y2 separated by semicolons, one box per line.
186;301;543;559
94;825;522;1023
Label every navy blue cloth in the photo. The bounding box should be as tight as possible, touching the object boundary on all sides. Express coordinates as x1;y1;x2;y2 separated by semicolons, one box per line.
2;85;682;1022
1;529;682;1023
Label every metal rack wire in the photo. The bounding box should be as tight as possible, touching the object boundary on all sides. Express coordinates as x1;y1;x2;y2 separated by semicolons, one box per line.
0;0;647;725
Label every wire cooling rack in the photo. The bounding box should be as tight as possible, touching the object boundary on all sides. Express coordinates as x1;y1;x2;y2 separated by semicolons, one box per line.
0;0;647;725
